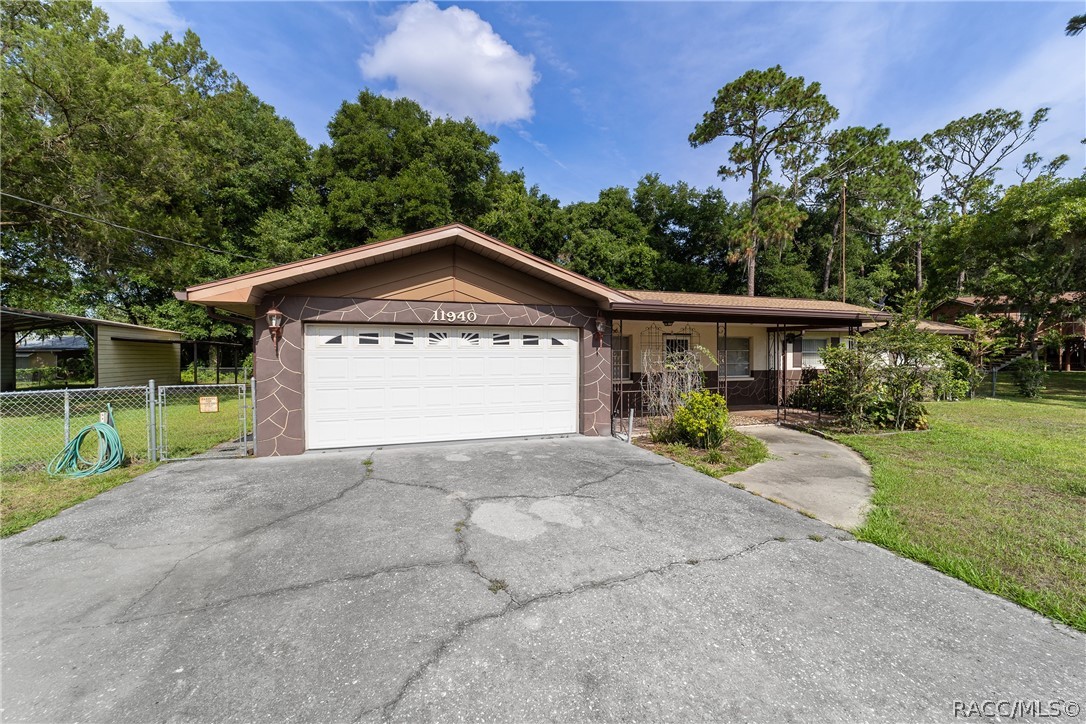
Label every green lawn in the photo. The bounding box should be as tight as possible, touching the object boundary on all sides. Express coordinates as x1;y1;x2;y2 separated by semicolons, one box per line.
839;372;1086;630
1;393;245;537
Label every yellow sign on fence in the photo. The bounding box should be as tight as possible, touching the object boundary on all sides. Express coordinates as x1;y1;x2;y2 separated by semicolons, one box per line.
199;396;219;413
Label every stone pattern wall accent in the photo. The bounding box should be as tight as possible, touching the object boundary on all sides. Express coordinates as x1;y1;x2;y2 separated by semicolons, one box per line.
254;296;612;457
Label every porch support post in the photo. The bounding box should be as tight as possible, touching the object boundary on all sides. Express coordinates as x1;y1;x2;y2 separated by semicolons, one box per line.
722;321;728;399
715;322;720;395
776;322;783;423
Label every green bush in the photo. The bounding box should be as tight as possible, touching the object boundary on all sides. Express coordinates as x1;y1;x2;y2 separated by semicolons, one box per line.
867;395;928;430
673;390;729;449
1010;358;1045;398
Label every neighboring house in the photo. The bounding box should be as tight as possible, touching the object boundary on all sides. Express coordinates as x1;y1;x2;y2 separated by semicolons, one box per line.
930;295;1085;370
15;334;89;369
0;308;184;391
179;224;890;457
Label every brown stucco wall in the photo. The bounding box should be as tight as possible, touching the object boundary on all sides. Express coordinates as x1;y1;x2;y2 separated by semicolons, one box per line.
254;296;612;457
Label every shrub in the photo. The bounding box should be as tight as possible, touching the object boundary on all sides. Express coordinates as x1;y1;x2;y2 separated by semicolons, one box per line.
1010;358;1045;398
673;390;729;449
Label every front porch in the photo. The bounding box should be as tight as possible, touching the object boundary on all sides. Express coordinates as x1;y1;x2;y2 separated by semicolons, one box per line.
608;313;856;432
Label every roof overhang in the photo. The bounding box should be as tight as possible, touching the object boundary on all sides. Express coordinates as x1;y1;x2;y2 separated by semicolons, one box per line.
0;307;182;336
608;300;889;326
178;224;636;318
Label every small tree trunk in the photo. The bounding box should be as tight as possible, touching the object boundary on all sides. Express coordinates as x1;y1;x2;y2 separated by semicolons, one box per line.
915;238;923;290
747;252;756;297
823;224;837;294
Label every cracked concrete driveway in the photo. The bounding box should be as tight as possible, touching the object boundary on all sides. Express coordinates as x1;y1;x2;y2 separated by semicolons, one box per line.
2;436;1082;723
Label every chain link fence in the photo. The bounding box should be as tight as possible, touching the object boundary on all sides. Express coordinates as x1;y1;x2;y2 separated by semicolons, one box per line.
157;384;251;460
0;386;152;472
1;381;255;472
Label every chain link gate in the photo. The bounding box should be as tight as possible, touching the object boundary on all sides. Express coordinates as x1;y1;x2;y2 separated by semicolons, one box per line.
156;383;252;461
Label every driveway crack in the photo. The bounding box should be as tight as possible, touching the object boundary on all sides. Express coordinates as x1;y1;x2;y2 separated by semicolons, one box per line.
116;474;371;621
367;536;804;721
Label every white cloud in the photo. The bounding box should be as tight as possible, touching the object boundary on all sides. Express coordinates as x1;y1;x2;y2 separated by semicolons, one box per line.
95;1;188;42
360;0;538;125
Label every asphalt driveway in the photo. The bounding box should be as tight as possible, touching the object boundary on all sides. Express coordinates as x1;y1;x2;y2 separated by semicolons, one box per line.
2;436;1082;723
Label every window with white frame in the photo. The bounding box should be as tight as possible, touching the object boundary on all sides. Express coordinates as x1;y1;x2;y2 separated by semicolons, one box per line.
718;337;751;377
613;335;632;381
802;338;828;367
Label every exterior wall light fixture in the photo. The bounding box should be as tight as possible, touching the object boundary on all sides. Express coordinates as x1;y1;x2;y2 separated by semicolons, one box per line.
266;306;284;356
594;315;607;343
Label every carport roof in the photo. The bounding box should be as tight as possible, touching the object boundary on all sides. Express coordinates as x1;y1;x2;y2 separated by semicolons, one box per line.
0;307;182;336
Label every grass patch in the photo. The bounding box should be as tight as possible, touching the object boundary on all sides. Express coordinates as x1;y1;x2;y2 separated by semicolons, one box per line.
1;463;157;537
2;391;246;537
638;428;769;478
0;395;243;471
839;371;1086;631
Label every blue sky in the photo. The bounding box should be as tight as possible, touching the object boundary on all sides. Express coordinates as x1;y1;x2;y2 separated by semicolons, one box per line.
98;1;1084;204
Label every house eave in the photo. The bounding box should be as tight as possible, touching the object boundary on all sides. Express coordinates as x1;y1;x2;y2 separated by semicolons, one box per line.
608;301;888;325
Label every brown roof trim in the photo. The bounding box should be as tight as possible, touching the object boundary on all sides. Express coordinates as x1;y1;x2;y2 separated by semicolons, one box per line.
180;224;634;312
609;300;889;323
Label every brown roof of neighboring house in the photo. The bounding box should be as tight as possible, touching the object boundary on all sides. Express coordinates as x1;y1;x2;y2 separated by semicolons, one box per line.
916;319;974;336
938;293;1083;309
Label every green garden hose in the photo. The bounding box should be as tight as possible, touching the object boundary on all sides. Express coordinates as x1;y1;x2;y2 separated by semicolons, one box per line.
48;404;125;478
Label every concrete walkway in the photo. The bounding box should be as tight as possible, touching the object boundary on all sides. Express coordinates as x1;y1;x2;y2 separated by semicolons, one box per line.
723;424;873;530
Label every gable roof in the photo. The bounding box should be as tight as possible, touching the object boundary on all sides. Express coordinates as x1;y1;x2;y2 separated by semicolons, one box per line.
178;224;635;317
177;223;889;324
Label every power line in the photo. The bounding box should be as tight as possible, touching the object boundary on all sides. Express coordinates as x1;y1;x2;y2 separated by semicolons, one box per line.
0;191;270;263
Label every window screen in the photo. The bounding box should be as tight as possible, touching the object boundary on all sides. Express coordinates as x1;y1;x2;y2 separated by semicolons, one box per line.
613;335;632;381
718;337;750;377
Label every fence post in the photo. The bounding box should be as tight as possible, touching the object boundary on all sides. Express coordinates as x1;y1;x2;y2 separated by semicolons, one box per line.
991;369;997;398
250;376;257;456
63;389;71;444
148;379;157;463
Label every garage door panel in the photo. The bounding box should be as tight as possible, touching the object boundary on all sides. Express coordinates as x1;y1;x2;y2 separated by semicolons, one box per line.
350;356;385;379
454;357;487;378
310;357;350;380
517;357;545;376
311;387;351;412
388;358;421;378
488;357;517;378
305;324;578;449
350;387;385;409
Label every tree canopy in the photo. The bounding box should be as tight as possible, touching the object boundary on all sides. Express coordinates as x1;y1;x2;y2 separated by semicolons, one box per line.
2;2;1081;351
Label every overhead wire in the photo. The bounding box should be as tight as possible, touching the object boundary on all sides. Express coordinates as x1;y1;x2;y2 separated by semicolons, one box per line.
0;191;271;263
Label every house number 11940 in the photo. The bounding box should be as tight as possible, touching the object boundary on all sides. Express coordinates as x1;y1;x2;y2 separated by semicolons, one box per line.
431;309;478;323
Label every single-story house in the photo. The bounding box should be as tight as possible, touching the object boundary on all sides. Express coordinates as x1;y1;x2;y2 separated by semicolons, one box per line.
178;224;890;457
0;308;184;391
930;294;1084;370
15;334;90;369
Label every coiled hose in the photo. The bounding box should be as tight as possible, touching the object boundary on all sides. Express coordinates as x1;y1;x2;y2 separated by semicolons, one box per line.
48;404;125;478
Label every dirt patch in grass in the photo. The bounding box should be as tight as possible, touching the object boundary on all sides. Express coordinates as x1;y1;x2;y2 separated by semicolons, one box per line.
837;372;1086;631
637;428;769;478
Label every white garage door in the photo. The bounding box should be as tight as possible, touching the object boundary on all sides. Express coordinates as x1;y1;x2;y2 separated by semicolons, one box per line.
304;324;580;449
